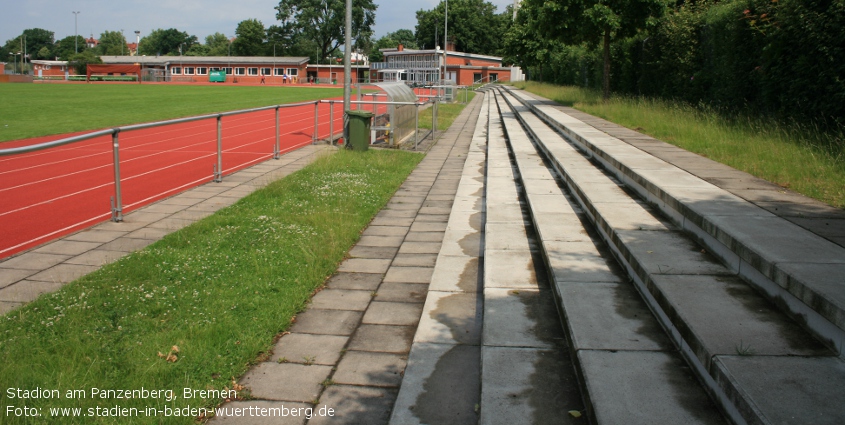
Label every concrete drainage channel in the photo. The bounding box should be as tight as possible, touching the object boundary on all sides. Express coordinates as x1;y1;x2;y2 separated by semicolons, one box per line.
487;85;845;425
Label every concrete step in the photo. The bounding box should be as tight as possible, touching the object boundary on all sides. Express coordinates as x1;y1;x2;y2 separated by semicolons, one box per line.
503;87;845;356
492;90;727;425
494;87;845;425
480;92;584;425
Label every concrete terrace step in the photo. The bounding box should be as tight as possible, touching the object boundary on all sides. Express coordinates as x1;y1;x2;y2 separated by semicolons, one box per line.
493;87;845;425
503;87;845;354
491;90;726;425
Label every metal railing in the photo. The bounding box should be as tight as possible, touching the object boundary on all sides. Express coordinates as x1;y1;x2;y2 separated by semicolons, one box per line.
0;100;323;223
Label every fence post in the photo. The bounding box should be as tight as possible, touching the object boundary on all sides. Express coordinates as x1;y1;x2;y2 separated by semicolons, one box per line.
214;115;223;182
110;129;124;222
329;100;335;145
414;103;419;150
313;102;319;144
274;106;280;159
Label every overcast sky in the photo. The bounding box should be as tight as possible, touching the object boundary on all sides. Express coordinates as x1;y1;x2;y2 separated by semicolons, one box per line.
1;0;514;48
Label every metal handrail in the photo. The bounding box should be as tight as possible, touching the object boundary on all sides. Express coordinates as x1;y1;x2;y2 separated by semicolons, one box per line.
1;100;323;222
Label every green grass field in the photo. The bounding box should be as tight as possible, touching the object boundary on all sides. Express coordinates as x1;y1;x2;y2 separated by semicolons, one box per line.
0;84;345;143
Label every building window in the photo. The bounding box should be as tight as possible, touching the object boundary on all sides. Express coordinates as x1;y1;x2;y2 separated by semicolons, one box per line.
286;68;298;76
248;68;258;76
184;67;195;75
235;68;245;75
224;67;233;75
197;67;208;75
274;68;284;76
171;67;182;75
261;68;271;76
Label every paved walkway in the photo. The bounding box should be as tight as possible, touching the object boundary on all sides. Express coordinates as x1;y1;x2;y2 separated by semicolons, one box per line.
211;93;485;424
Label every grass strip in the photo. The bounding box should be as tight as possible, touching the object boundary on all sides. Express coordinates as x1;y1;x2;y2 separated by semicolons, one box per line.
0;85;344;143
514;81;845;209
0;149;422;424
419;91;477;131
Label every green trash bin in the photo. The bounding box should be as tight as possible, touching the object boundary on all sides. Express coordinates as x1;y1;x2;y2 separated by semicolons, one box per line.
346;110;374;151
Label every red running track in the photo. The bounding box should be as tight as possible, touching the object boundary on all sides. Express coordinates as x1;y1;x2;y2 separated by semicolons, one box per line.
0;99;387;260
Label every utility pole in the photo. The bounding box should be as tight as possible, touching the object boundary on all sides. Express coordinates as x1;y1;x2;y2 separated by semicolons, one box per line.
343;0;352;143
73;11;81;53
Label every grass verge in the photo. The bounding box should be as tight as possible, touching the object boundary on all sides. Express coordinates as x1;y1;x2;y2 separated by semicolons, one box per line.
419;91;477;131
0;149;422;424
513;81;845;209
0;84;344;143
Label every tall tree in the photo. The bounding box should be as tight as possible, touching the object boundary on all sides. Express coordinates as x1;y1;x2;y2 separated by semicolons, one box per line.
369;29;419;62
138;28;198;56
53;35;88;60
97;30;128;55
520;0;664;98
232;19;267;56
415;0;509;56
205;33;231;56
275;0;377;64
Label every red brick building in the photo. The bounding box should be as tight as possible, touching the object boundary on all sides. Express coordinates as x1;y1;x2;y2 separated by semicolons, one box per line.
372;44;519;86
101;55;310;84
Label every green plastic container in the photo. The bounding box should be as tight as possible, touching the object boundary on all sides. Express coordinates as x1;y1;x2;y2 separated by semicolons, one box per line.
209;70;226;83
346;110;374;151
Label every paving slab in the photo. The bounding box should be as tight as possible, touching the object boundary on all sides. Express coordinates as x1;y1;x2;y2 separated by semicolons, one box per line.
348;245;398;259
414;291;482;345
289;309;363;336
480;346;583;425
383;266;434;284
348;324;416;353
325;273;383;291
26;263;100;283
713;355;845;425
32;240;102;256
556;281;672;351
389;343;480;425
484;249;547;289
272;334;349;365
0;280;65;302
374;282;429;303
310;289;374;311
483;288;565;348
428;255;481;293
332;351;408;387
0;268;37;289
362;301;424;326
63;229;127;243
310;386;398;425
1;252;70;270
390;254;438;267
337;258;392;274
240;362;332;403
577;350;726;425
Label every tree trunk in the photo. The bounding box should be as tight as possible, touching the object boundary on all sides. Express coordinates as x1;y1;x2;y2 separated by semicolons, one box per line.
602;28;611;100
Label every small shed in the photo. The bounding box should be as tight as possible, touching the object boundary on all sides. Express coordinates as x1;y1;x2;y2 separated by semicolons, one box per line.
370;82;419;146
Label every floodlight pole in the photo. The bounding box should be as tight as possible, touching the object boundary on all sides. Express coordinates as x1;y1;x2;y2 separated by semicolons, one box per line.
343;0;352;144
73;11;80;54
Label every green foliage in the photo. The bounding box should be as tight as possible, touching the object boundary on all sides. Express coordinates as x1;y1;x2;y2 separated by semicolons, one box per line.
414;0;510;55
507;0;845;133
232;19;267;56
275;0;377;64
97;30;128;56
204;33;231;56
67;50;102;75
369;29;418;62
53;35;88;60
138;28;198;56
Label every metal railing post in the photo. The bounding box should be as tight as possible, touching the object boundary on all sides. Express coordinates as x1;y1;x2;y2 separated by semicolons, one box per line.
274;106;280;159
329;100;335;145
313;102;319;144
414;103;419;150
110;130;124;222
214;115;223;182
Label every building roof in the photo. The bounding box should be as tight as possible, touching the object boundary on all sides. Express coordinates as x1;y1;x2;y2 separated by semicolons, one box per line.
382;48;502;63
31;60;68;66
100;55;310;66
